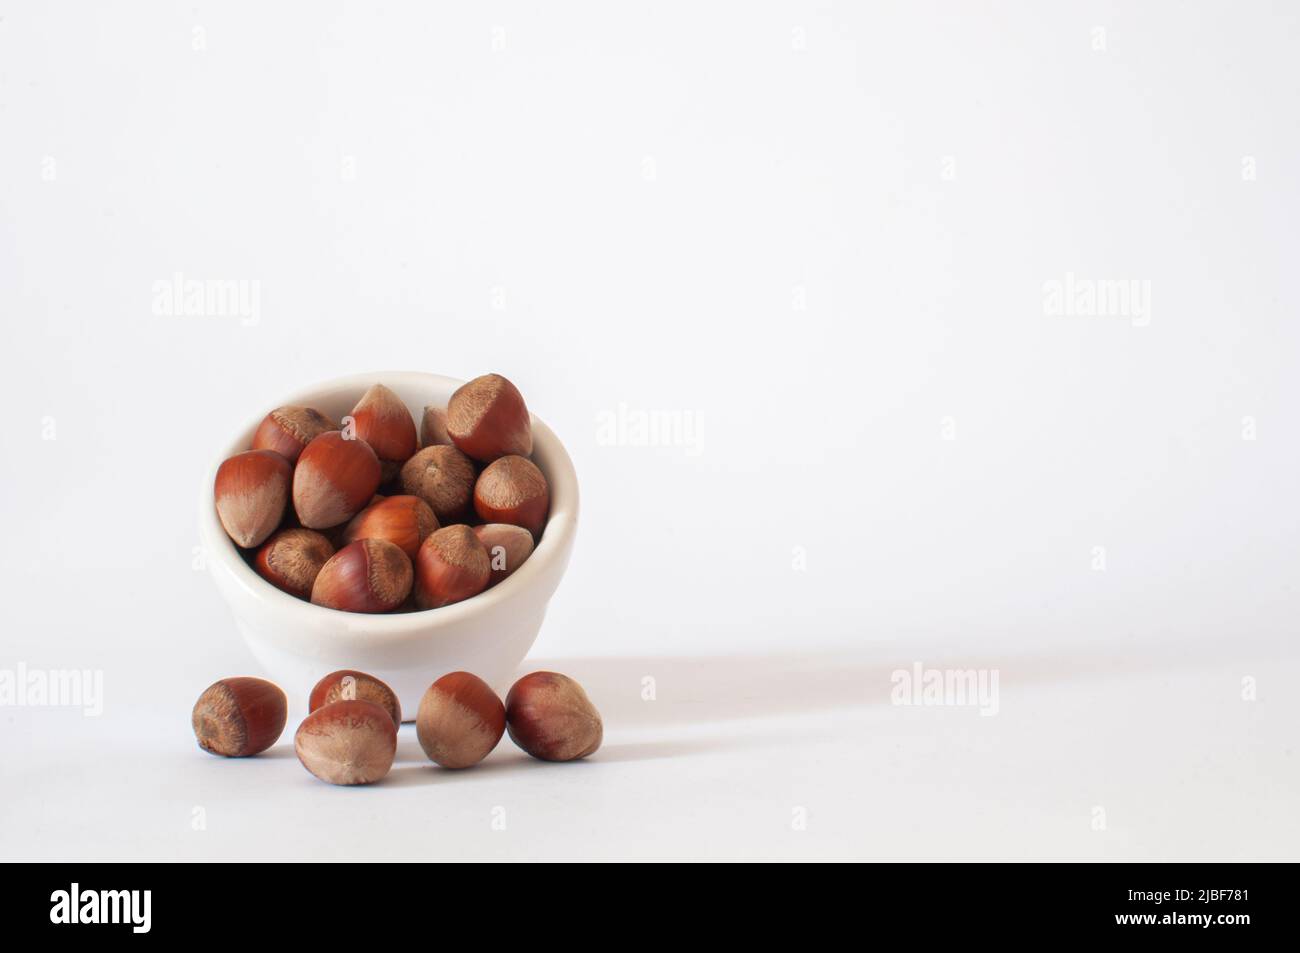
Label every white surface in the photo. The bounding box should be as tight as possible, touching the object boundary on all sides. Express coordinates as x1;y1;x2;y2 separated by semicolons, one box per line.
1;1;1298;861
199;371;579;714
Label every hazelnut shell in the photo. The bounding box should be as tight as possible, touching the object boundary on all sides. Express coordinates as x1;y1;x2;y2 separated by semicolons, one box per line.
473;523;535;586
293;431;383;529
416;672;506;768
252;405;337;463
311;538;413;613
420;405;451;448
295;700;397;785
254;528;335;599
447;373;532;462
214;449;293;549
505;672;602;762
192;677;287;757
473;455;549;538
342;495;439;561
350;383;418;476
413;525;491;609
399;444;477;523
309;670;402;727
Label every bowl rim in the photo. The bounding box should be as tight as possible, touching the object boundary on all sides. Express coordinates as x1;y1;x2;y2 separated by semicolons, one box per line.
198;370;579;642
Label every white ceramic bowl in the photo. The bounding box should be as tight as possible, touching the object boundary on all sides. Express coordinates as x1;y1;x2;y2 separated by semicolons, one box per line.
198;371;579;719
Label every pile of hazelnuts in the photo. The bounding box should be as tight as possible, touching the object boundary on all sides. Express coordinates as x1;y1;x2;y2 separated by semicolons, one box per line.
192;669;602;785
213;373;548;611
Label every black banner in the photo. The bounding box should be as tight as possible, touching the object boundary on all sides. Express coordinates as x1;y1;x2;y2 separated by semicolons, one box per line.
3;863;1284;938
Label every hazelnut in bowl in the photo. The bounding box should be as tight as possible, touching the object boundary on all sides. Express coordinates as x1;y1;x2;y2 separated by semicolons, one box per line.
197;371;578;718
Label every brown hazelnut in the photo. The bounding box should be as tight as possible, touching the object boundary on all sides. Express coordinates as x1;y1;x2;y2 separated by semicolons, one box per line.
505;672;602;762
294;700;397;785
254;528;335;599
399;444;477;523
349;383;418;481
192;676;287;757
311;538;413;613
251;405;337;463
214;449;292;548
341;495;438;560
413;525;490;609
293;431;382;529
420;405;451;447
309;670;402;727
473;455;549;538
446;373;532;462
473;523;534;586
416;672;506;768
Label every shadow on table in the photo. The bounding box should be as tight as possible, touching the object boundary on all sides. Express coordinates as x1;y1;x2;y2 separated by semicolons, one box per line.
522;652;896;727
371;637;1253;781
524;635;1257;727
382;735;730;785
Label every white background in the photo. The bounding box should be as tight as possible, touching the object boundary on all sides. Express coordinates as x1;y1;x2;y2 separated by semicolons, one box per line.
2;1;1298;860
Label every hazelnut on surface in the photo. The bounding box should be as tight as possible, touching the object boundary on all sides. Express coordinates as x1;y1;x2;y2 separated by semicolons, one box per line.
309;670;402;727
192;677;287;757
416;672;506;769
505;672;602;762
295;700;397;785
